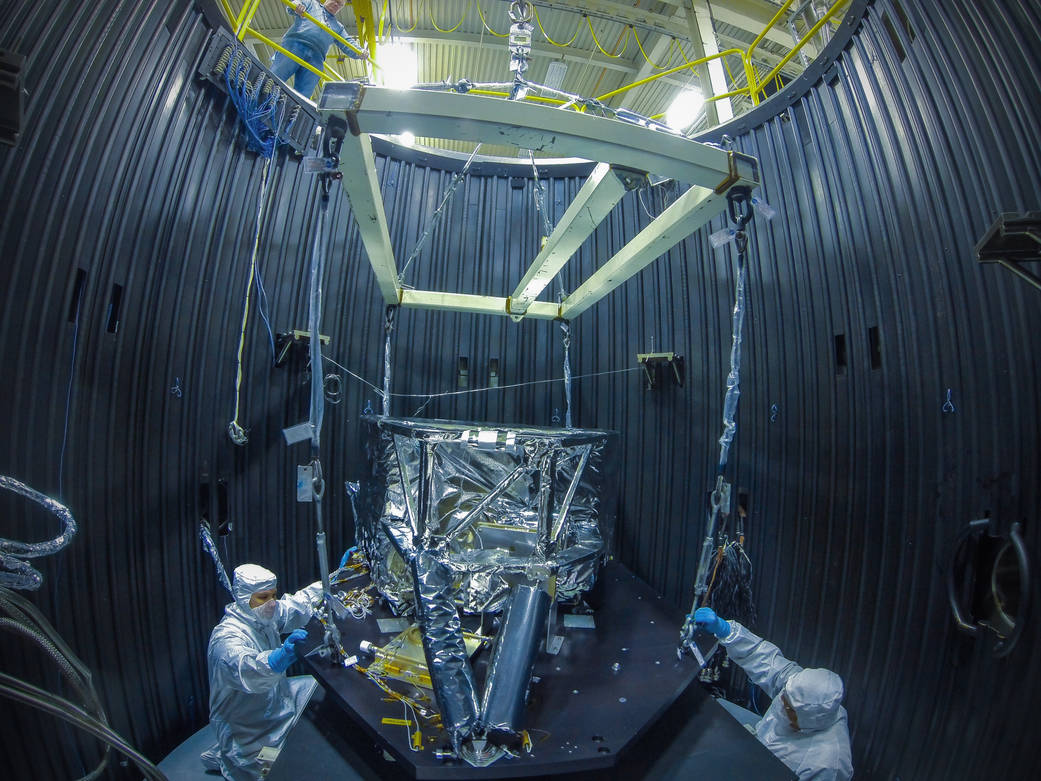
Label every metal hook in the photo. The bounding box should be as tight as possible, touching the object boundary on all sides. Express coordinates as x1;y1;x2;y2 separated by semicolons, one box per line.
727;186;753;229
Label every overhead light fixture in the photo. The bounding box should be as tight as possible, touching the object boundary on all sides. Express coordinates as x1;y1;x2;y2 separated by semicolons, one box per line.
665;89;704;131
544;60;567;91
397;131;416;147
377;42;417;90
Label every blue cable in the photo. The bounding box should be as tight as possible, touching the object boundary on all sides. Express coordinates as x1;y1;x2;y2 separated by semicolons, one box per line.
254;262;276;362
224;49;281;157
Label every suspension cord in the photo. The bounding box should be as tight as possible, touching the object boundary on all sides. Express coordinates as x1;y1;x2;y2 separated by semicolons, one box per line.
382;305;397;417
561;321;573;428
310;124;346;658
679;186;754;653
398;143;482;285
530;150;567;298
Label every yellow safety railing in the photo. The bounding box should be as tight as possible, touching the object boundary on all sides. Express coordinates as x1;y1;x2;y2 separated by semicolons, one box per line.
597;0;847;115
219;0;373;96
218;0;845;120
747;0;847;103
596;48;745;104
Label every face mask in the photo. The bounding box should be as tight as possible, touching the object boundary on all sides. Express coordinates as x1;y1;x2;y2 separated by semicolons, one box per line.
253;599;277;622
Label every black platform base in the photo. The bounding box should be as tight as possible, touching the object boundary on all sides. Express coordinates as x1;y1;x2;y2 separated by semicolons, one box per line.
296;562;793;780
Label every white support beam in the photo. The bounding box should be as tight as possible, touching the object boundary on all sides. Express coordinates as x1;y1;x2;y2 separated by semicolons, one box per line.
560;184;727;319
321;85;740;190
400;290;561;320
320;85;760;322
335;130;400;304
509;163;632;318
685;0;733;125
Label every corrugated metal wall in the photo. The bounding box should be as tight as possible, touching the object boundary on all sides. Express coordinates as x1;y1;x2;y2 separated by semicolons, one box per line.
1;0;1039;779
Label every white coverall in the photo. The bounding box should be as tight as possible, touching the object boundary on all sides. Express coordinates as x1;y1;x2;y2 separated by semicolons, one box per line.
203;565;323;781
721;621;853;780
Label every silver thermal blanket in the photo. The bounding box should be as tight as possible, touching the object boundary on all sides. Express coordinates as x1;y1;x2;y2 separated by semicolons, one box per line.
355;417;616;748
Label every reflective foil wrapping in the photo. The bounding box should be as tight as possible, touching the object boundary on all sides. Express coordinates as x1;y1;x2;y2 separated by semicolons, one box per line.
411;550;480;748
357;417;617;615
480;582;552;738
356;417;616;750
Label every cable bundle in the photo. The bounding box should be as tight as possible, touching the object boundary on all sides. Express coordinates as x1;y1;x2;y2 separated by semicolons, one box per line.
222;47;286;158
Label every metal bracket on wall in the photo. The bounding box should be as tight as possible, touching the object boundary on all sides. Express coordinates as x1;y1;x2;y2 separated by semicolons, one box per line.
275;329;331;367
975;212;1041;292
637;352;685;390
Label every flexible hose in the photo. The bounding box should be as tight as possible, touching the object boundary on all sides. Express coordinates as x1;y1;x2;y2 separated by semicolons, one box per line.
0;475;78;590
0;588;111;779
0;619;96;709
0;674;165;781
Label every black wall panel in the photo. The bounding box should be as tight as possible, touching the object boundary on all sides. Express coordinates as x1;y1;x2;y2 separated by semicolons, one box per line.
1;1;1040;779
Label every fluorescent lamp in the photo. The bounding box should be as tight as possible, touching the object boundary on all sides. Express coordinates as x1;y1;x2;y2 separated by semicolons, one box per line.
398;131;416;146
665;89;704;131
377;43;417;90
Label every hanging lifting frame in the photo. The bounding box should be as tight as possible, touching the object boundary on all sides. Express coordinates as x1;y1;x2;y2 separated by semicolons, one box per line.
317;83;759;321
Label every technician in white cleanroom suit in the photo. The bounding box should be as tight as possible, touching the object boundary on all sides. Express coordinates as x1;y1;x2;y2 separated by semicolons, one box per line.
694;607;853;780
201;564;324;781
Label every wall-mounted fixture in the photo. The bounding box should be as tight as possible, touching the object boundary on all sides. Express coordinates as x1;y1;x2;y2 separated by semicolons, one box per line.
457;356;469;388
0;48;23;146
976;212;1041;292
275;329;331;367
637;352;685;390
947;518;1030;658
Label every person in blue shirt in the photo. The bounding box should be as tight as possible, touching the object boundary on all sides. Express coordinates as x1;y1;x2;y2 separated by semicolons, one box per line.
270;0;365;99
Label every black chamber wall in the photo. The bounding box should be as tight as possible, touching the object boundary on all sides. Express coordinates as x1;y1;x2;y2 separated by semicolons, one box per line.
0;1;1039;779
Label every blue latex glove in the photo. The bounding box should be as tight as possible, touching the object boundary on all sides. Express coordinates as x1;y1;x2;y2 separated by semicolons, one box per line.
268;629;308;673
339;547;356;568
693;607;731;639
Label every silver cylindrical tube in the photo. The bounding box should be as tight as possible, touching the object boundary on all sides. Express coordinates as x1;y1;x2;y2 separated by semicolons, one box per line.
479;582;551;743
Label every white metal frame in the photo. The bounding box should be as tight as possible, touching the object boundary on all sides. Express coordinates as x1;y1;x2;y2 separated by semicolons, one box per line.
318;83;759;321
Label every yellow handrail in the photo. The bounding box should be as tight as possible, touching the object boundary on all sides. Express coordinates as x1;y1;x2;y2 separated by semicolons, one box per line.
235;0;263;40
749;0;846;100
274;0;369;60
226;0;846;125
245;27;342;86
218;0;236;26
596;48;744;103
598;0;846;116
746;0;794;68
